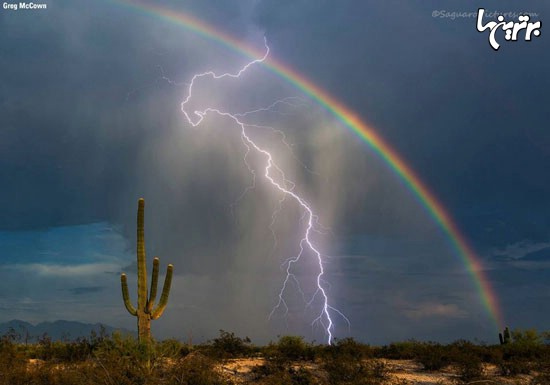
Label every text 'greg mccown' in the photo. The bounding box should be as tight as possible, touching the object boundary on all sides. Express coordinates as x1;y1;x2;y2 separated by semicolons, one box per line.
2;2;47;10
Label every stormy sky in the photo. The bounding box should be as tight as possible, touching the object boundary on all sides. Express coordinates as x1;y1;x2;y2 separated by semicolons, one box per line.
0;0;548;345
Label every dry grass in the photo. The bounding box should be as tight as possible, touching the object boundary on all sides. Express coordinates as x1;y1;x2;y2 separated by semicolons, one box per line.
1;331;548;385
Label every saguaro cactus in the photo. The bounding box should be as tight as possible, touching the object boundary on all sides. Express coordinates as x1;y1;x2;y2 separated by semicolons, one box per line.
499;326;511;345
121;198;173;343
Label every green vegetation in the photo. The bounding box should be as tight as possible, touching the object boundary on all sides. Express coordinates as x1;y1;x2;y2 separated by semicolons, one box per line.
319;338;386;385
0;328;548;384
120;198;174;343
203;329;254;359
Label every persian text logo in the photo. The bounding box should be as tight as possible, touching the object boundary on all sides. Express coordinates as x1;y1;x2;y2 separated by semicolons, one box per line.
476;8;541;51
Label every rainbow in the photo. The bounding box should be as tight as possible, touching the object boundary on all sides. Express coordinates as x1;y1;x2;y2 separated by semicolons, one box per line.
110;0;504;331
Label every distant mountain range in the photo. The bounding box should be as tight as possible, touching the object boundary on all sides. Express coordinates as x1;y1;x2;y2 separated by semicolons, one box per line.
0;320;134;342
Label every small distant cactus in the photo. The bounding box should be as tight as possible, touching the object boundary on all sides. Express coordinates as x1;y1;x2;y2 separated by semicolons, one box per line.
499;326;511;345
121;198;173;343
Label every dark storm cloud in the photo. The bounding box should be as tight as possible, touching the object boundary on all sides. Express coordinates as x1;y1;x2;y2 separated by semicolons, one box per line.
523;247;550;261
68;286;105;295
0;1;148;229
0;0;262;231
252;0;550;340
0;0;301;340
253;0;550;248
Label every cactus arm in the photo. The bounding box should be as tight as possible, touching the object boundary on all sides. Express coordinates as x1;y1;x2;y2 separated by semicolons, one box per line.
504;327;511;343
151;264;173;320
121;274;137;316
137;198;147;310
147;257;160;313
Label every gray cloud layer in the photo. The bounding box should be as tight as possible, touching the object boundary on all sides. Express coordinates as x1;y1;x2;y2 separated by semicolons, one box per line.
0;0;548;343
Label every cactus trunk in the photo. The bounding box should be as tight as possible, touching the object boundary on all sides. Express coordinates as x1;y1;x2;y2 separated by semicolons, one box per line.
120;198;174;343
137;309;151;341
499;326;511;345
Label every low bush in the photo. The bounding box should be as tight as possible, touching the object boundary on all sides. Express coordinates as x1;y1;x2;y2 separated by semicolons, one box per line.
531;373;550;385
251;362;319;385
2;329;550;384
322;357;388;385
164;351;232;385
156;338;191;358
203;330;253;359
376;340;420;360
0;335;29;385
498;357;533;376
322;337;373;361
415;342;450;371
264;335;315;363
317;337;387;385
453;353;484;383
32;337;94;362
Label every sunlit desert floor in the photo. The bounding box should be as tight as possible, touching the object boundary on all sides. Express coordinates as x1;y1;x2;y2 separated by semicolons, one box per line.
220;357;539;384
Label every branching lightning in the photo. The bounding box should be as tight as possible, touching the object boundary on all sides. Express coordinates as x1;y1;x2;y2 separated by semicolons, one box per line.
179;38;349;344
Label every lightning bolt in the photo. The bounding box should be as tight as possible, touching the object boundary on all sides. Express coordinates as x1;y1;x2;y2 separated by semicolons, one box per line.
179;38;349;344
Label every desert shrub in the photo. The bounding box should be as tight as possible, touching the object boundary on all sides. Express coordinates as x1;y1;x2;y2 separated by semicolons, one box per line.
33;337;94;362
415;342;451;371
0;369;31;385
534;351;550;375
498;357;533;376
453;353;484;383
251;363;319;385
448;340;480;356
156;338;191;358
504;342;543;361
477;345;504;364
495;338;550;376
34;333;54;360
322;337;373;361
204;330;253;359
265;335;315;363
165;351;232;385
322;357;388;385
91;332;154;384
253;336;319;384
0;335;29;385
25;363;96;385
511;328;544;347
0;331;234;385
0;333;18;357
376;340;420;359
443;340;485;383
319;337;387;385
62;338;95;361
531;373;550;385
287;367;318;385
250;359;282;378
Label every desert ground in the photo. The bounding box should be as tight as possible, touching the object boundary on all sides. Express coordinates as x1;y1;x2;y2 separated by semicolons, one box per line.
220;357;543;384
